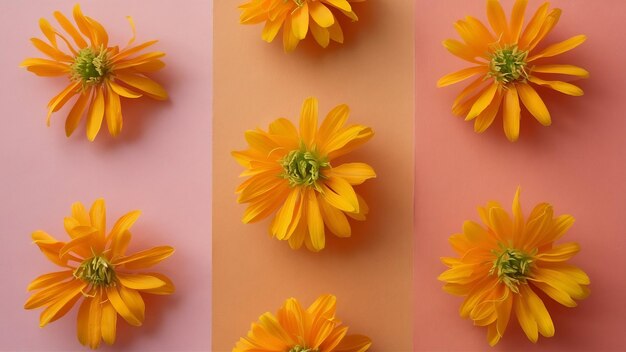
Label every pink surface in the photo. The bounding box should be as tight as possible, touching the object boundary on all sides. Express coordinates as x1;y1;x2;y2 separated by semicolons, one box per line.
415;0;626;351
0;1;212;351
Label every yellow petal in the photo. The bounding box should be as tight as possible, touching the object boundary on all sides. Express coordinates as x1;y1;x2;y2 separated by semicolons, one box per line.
106;286;142;326
27;270;73;291
442;39;481;63
86;292;103;349
277;298;305;338
108;210;141;244
345;193;369;221
306;189;325;251
30;38;73;62
486;0;509;39
272;188;301;240
101;302;117;345
135;273;175;295
527;9;562;52
517;83;551;126
108;80;142;98
53;10;88;48
113;246;175;269
105;88;123;137
495;292;513;341
310;2;334;27
334;334;372;352
113;52;166;70
509;0;528;42
310;20;330;48
282;17;300;52
521;286;554;338
262;13;287;43
319;326;348;351
318;104;349;144
518;2;549;50
466;83;498;121
531;64;589;78
72;4;95;46
473;89;502;133
321;176;358;213
114;73;168;100
514;293;538;342
528;35;587;61
503;85;521;142
327;18;344;43
65;89;91;137
39;281;84;327
537;242;580;262
325;0;352;12
330;163;376;185
112;40;159;62
300;97;318;148
324;125;374;159
288;218;307;250
437;66;486;87
319;196;351;238
291;2;309;40
46;81;81;126
77;298;91;346
86;17;109;48
89;198;106;237
116;273;166;290
528;76;583;96
39;18;57;47
86;87;105;141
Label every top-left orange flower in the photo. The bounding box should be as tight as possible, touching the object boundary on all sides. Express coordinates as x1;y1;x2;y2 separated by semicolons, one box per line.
21;4;168;141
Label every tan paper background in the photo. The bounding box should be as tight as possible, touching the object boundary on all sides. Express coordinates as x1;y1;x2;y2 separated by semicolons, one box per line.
213;1;415;350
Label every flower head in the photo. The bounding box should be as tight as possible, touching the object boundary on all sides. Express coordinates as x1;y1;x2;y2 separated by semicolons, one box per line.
437;0;588;141
239;0;362;52
21;4;168;141
234;294;372;352
232;97;375;252
438;188;590;346
25;199;175;349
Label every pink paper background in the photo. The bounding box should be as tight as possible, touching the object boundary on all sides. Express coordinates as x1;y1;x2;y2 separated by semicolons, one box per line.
0;1;212;350
415;0;626;351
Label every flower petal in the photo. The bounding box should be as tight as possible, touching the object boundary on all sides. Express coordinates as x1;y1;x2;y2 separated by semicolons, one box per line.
300;97;318;148
537;242;580;262
437;66;486;87
521;285;555;338
528;35;587;61
310;1;334;27
528;76;583;96
135;273;175;295
53;10;88;48
101;301;117;345
318;104;349;144
291;2;309;40
319;196;351;238
86;87;105;141
531;64;589;78
65;89;91;137
114;73;168;100
105;87;123;136
108;79;142;98
116;272;166;290
334;334;372;352
473;89;502;133
106;286;142;326
330;163;376;185
486;0;509;39
503;85;521;142
517;83;551;126
466;83;498;121
27;270;74;291
39;280;85;327
321;176;358;213
310;20;330;48
306;189;325;251
509;0;528;42
113;246;175;269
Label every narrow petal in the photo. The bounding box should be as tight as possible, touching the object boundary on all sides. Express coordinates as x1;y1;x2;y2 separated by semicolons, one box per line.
518;2;549;50
108;210;141;247
466;83;498;121
514;294;538;342
503;85;521;142
325;0;352;12
39;18;57;47
486;0;509;39
77;298;91;346
322;176;359;213
38;281;85;327
319;197;351;238
262;13;287;43
30;38;73;62
65;89;91;137
291;2;309;40
86;292;103;349
114;73;168;100
27;271;73;291
306;189;325;251
334;334;372;352
288;216;307;250
473;89;502;133
528;35;587;61
116;273;166;290
106;286;142;326
272;188;302;240
529;76;583;96
318;104;349;144
101;302;117;345
108;80;142;98
509;0;528;42
521;285;555;338
300;97;318;148
310;20;330;48
310;2;334;27
112;52;166;70
46;81;80;126
53;10;88;48
531;64;589;78
437;66;486;87
104;87;123;136
319;326;348;352
442;39;482;63
327;17;344;43
282;17;300;52
329;163;376;185
517;84;551;126
135;273;175;295
86;87;105;141
113;246;174;269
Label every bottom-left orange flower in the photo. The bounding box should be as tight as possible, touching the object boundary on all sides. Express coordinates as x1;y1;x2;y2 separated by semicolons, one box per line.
24;199;175;349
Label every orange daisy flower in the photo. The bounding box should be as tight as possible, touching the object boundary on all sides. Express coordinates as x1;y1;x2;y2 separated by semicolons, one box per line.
437;0;588;141
25;199;175;349
438;188;590;345
239;0;363;52
232;97;375;252
21;4;168;141
234;294;372;352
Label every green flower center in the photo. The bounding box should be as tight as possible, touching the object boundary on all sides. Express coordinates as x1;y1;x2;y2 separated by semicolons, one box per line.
289;346;318;352
488;46;528;84
71;46;110;85
280;145;329;189
74;255;116;287
489;245;535;293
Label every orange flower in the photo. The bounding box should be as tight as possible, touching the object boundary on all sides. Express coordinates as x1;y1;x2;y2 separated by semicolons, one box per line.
21;4;167;141
439;188;590;345
234;294;372;351
25;199;175;349
239;0;362;52
437;0;588;141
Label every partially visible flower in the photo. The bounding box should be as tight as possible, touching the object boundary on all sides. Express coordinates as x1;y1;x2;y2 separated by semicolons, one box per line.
239;0;363;52
234;294;372;352
21;4;167;141
232;97;375;252
25;199;175;349
438;188;590;346
437;0;588;141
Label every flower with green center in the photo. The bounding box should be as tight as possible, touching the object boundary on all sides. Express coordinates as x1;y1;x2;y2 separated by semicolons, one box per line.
25;199;175;349
437;0;589;141
239;0;363;52
21;4;168;141
439;187;590;346
233;97;375;252
234;294;372;352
